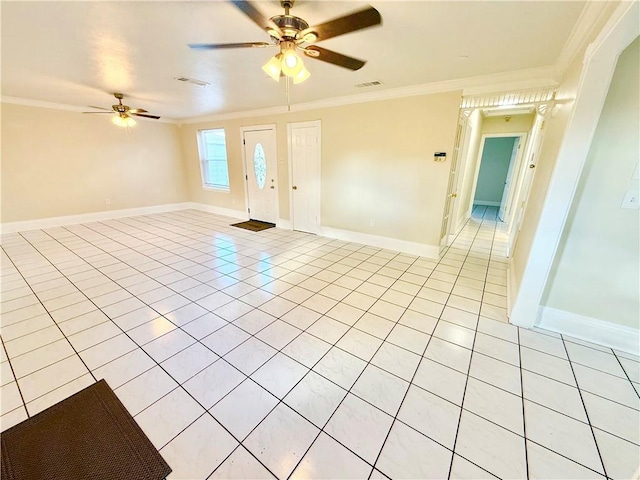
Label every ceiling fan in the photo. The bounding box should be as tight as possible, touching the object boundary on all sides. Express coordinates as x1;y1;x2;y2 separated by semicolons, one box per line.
189;0;382;84
83;93;161;127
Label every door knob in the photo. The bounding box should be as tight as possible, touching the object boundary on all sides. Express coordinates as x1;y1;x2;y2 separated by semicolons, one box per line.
451;193;457;198
292;186;298;190
529;164;536;169
270;186;274;189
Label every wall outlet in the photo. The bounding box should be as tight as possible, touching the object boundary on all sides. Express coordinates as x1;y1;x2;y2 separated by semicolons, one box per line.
105;198;111;205
621;190;639;209
369;219;375;227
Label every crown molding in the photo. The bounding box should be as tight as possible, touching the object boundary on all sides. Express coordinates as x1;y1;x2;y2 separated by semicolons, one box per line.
0;96;179;124
2;65;558;126
180;66;558;125
553;1;618;77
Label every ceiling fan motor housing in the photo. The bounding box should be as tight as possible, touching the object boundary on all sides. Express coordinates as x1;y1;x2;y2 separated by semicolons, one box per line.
271;15;309;39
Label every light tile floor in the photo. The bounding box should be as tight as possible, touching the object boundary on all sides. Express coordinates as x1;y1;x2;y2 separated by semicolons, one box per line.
1;206;638;479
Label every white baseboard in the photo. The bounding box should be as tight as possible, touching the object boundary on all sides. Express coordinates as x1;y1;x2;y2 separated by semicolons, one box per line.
507;259;517;318
536;306;640;356
0;202;193;234
187;202;248;220
319;226;440;259
474;201;501;207
276;219;293;230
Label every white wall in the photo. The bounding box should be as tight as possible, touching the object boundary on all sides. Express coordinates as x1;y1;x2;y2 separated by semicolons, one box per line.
541;37;639;329
1;103;187;223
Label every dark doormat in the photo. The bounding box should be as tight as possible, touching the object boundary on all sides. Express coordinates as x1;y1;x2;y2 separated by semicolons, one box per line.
231;219;276;232
1;379;171;480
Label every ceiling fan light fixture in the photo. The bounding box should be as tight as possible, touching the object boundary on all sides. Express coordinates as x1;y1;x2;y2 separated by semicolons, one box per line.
281;47;304;77
293;65;310;84
301;31;317;43
262;54;282;82
112;114;136;127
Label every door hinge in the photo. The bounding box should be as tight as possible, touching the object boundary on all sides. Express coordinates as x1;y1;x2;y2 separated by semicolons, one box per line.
245;175;248;181
243;139;246;145
248;208;250;213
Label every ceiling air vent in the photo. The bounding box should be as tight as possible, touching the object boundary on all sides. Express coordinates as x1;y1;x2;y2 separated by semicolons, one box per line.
354;80;382;88
174;77;210;87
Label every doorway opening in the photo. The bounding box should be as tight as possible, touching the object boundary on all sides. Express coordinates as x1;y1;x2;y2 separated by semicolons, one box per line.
440;88;555;256
472;134;526;223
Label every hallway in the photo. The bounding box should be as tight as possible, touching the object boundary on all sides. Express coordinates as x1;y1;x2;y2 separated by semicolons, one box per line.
1;208;638;478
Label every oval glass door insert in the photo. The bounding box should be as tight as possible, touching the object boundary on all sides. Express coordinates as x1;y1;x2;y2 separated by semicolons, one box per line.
254;143;267;189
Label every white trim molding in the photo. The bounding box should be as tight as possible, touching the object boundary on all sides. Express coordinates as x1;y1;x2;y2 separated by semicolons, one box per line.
276;219;292;230
319;226;440;259
181;66;558;125
537;306;640;356
188;202;248;220
0;96;178;124
473;201;501;207
553;1;619;77
0;203;193;235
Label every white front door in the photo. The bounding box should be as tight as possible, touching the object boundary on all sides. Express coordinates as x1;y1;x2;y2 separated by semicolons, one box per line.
289;121;321;234
243;127;278;224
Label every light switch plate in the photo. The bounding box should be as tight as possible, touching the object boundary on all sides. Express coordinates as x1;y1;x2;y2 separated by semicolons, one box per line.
621;190;639;209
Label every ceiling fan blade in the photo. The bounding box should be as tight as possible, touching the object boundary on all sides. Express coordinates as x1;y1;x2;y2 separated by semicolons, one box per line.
87;105;112;111
189;42;272;50
299;6;381;42
128;108;148;114
230;1;283;39
82;111;114;114
303;46;366;71
131;113;161;119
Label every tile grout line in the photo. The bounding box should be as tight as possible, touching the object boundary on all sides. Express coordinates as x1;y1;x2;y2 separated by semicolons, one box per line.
517;327;530;480
280;252;436;479
0;335;29;419
25;227;289;480
2;209;631;479
2;240;99;409
46;218;439;477
560;335;608;478
611;350;640;398
444;205;498;479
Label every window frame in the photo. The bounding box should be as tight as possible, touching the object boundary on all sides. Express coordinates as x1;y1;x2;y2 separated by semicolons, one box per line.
197;128;231;192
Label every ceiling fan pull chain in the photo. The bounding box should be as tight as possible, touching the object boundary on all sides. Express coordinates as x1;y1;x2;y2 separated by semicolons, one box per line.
286;76;291;112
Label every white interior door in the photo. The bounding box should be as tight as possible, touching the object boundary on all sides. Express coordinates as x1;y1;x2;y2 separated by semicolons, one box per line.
440;120;464;252
289;121;321;234
243;127;277;224
498;138;521;222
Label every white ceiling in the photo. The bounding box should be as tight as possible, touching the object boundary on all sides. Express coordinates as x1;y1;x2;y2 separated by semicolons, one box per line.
1;1;586;120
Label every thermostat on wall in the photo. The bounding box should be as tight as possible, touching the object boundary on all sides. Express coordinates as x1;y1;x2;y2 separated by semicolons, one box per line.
434;152;447;162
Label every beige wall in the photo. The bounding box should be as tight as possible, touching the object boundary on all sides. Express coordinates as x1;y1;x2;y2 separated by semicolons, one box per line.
1;103;187;223
181;91;462;246
541;37;639;328
510;56;584;299
481;113;534;135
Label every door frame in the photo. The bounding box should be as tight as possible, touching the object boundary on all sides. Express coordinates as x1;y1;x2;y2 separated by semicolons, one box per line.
287;120;322;234
448;113;472;241
467;132;528;223
240;124;279;222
